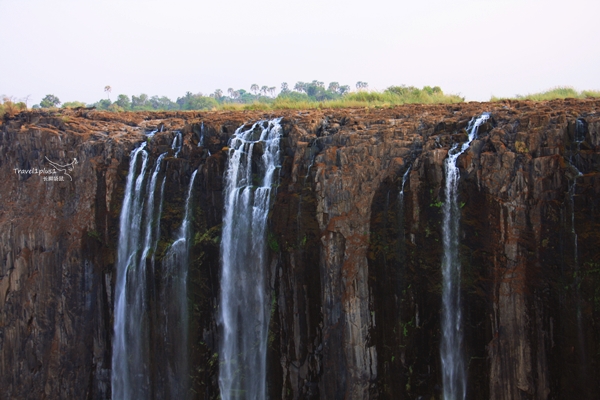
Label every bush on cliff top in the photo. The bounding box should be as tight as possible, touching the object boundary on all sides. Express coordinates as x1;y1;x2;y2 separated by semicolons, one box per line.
345;85;463;105
491;86;600;101
223;85;464;110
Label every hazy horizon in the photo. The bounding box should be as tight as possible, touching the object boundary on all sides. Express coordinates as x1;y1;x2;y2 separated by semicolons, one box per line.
2;0;599;106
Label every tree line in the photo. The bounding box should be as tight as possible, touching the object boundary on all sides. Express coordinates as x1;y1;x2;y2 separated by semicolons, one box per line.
35;81;373;111
23;80;466;112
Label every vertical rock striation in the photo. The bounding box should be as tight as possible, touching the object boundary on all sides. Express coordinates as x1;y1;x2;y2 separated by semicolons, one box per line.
0;111;145;399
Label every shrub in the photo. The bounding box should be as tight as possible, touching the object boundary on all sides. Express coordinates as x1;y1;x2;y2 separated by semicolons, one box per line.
0;97;27;119
62;101;87;109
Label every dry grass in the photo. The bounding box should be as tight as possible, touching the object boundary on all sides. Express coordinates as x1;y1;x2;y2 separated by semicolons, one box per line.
225;88;463;111
0;97;27;120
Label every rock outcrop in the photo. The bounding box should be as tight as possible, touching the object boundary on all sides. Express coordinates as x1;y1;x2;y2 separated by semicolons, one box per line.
1;100;599;399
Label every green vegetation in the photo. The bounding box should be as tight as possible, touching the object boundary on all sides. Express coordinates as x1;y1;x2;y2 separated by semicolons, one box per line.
8;84;600;116
430;199;443;208
346;85;463;105
193;225;221;246
267;231;280;252
20;81;464;114
515;141;529;153
40;94;61;108
87;229;102;242
491;86;600;101
62;101;87;109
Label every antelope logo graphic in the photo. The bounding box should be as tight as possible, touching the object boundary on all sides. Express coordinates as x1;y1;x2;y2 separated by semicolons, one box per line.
45;157;78;181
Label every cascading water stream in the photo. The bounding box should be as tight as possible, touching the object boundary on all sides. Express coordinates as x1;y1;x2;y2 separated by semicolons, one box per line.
112;133;194;399
441;113;489;400
172;131;183;157
568;121;583;274
199;122;205;147
112;142;152;399
219;118;283;400
141;153;167;263
399;165;412;204
569;120;585;267
304;151;316;184
397;165;412;265
159;168;198;399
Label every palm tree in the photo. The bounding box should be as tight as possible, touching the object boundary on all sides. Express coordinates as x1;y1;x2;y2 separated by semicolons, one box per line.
294;82;306;93
214;89;223;100
261;86;268;96
268;87;276;97
251;84;259;95
228;88;235;99
328;82;340;93
104;85;112;100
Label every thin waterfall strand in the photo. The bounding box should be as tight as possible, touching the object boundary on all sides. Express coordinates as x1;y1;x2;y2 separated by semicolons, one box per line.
219;119;282;400
141;152;167;263
441;113;489;400
112;143;151;399
172;131;183;157
399;165;412;200
160;168;198;399
397;165;412;265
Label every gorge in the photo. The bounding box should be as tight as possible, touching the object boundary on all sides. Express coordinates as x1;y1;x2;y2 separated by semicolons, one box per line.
1;99;600;399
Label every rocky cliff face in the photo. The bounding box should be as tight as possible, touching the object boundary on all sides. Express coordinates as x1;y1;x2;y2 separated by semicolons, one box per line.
1;100;599;399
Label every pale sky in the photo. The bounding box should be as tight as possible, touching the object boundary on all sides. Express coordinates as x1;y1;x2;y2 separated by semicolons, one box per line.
2;0;599;105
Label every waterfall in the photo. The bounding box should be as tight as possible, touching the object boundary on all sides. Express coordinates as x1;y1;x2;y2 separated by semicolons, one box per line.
569;121;583;272
141;153;167;263
569;119;587;389
173;131;183;157
399;165;411;203
397;165;411;264
440;114;489;400
112;142;152;399
219;118;283;400
159;168;198;399
199;121;205;147
112;132;195;399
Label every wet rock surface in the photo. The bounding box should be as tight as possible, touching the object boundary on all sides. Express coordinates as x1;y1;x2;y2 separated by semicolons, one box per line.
1;100;599;399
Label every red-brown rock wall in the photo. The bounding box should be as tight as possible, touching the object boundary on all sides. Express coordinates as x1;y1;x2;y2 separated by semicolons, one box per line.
1;101;599;399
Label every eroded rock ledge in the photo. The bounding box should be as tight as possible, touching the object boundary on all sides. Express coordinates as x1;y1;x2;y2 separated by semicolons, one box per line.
1;99;599;399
